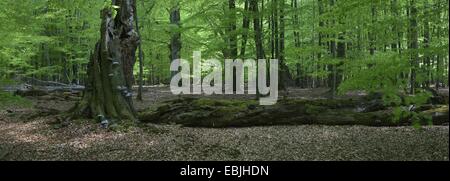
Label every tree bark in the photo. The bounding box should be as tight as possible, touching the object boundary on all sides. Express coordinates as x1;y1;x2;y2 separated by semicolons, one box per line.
318;0;325;87
240;0;250;58
250;0;265;98
369;2;377;56
251;0;265;60
423;1;431;89
275;0;294;90
169;3;181;79
227;0;238;91
69;0;140;123
409;0;419;94
136;1;144;101
228;0;238;59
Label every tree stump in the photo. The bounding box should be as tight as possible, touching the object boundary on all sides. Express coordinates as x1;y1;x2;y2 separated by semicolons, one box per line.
69;0;140;123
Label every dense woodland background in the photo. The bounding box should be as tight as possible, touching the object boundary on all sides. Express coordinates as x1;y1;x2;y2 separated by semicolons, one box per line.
0;0;449;161
0;0;449;103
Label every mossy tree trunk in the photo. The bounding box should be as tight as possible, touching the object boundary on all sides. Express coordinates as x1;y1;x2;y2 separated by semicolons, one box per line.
70;0;139;122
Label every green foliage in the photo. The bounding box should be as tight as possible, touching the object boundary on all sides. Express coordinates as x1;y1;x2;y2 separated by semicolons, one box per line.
338;53;409;104
0;78;31;108
393;106;433;129
103;0;120;18
0;0;102;81
0;92;31;109
0;0;448;125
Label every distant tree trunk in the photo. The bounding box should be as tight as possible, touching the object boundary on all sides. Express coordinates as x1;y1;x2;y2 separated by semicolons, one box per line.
318;0;325;87
228;0;238;59
169;3;181;79
135;3;144;101
276;0;293;90
270;0;275;59
435;22;442;90
251;0;265;60
327;0;337;96
331;0;345;98
273;0;279;60
240;0;250;58
369;2;377;56
292;0;300;48
423;2;431;89
409;0;419;94
250;0;265;98
227;0;238;91
292;0;301;87
393;0;403;54
334;32;345;96
69;0;139;122
390;0;398;51
279;0;286;90
150;64;155;85
72;64;79;84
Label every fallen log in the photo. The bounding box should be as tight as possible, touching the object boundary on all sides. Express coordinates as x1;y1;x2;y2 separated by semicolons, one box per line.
13;85;84;97
139;98;449;128
14;88;48;97
20;76;70;87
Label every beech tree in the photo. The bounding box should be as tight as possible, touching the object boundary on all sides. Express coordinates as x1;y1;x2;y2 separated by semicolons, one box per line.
70;0;140;123
1;0;448;116
169;2;181;79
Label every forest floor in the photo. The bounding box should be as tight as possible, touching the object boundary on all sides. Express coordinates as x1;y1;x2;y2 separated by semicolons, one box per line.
0;87;448;161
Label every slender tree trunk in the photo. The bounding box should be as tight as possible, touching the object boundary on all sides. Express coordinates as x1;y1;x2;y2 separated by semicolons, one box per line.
318;0;325;88
251;0;265;60
423;2;431;89
228;0;238;59
169;3;181;79
390;0;398;51
369;2;377;56
69;0;140;123
277;0;293;90
335;32;345;96
240;0;250;58
135;3;144;101
250;0;265;98
273;0;279;60
270;0;275;59
409;0;419;94
327;0;337;96
435;15;442;90
292;0;301;87
227;0;238;91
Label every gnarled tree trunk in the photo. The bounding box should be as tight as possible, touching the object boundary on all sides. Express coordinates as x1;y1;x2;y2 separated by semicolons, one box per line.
69;0;140;123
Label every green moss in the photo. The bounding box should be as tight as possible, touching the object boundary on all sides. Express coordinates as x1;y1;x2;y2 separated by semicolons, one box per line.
305;104;326;115
0;92;32;109
138;97;448;128
282;98;357;109
192;98;257;110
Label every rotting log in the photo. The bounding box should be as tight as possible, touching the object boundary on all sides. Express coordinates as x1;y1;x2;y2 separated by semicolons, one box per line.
139;98;449;128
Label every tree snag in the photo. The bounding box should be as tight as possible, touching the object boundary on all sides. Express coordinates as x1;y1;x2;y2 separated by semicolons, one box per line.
69;0;140;123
